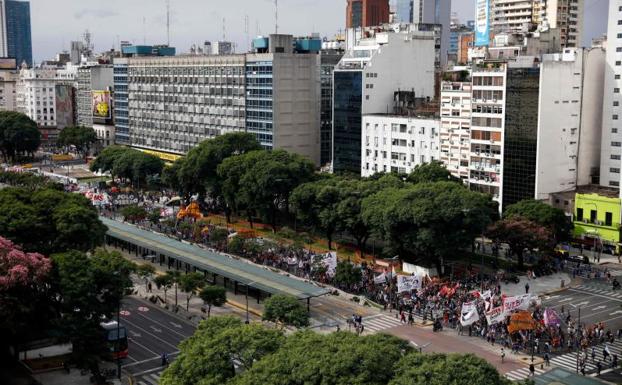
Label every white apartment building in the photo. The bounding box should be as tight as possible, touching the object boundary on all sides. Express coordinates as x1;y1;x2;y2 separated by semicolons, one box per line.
539;0;584;47
535;48;605;200
361;114;440;177
0;68;17;111
601;0;622;191
333;25;437;173
440;81;471;181
492;0;538;34
469;65;506;205
16;65;77;143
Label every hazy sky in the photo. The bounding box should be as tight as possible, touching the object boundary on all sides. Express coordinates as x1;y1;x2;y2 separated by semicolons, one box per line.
30;0;608;63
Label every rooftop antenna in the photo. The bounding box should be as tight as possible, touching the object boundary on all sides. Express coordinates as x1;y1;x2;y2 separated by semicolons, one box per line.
143;17;146;45
166;0;171;46
256;20;260;35
274;0;278;34
222;17;226;41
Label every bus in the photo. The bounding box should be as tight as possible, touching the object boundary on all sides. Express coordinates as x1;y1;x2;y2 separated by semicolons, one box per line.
100;321;128;359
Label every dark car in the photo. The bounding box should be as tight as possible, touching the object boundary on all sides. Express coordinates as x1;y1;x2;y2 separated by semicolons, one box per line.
566;255;590;265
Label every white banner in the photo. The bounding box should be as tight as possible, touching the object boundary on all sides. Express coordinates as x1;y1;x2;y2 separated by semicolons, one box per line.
485;306;507;325
374;273;388;285
323;252;337;277
503;294;533;313
460;301;480;326
397;275;422;293
480;290;492;301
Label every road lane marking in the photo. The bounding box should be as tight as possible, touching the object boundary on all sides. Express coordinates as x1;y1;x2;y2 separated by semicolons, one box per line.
131;310;189;339
558;297;574;303
149;326;162;333
121;318;179;350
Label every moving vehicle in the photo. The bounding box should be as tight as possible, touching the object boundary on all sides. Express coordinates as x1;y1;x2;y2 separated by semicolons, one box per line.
100;320;128;359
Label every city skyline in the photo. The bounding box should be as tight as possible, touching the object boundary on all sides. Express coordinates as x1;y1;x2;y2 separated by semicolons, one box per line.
28;0;607;63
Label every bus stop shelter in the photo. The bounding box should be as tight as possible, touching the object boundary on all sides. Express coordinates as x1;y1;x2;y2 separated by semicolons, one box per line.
101;217;330;307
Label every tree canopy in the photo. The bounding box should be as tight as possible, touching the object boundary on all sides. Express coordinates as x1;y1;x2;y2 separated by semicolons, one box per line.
218;149;315;230
0;111;41;162
262;294;310;328
504;199;571;242
0;187;106;254
57;126;98;158
362;181;497;273
406;161;461;184
486;217;552;268
90;146;164;187
199;285;227;317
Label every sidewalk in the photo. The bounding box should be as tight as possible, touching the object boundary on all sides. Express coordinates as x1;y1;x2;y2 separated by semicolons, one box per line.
499;272;574;297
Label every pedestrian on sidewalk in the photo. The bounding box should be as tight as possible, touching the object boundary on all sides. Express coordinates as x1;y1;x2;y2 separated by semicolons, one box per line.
596;361;602;376
525;282;530;294
501;348;505;363
529;363;535;377
161;352;168;367
544;352;550;367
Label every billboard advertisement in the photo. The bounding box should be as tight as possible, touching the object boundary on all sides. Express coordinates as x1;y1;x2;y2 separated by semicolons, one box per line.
92;90;111;119
475;0;490;47
55;85;74;129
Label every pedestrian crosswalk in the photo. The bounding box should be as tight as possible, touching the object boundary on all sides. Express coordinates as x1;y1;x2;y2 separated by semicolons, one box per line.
136;370;164;385
504;365;546;381
362;314;405;333
548;339;622;375
573;284;622;299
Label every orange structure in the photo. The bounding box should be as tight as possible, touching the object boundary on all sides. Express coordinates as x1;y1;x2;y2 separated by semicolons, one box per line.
176;201;203;220
346;0;390;29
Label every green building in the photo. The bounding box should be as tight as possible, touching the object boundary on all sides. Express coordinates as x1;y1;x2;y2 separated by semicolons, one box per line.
573;192;621;252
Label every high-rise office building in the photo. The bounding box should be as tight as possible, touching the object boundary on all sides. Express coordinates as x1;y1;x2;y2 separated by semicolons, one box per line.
440;81;472;181
4;0;31;67
346;0;390;28
320;44;344;167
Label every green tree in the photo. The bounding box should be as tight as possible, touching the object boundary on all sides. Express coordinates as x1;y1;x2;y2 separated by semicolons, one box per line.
486;217;552;268
362;182;497;274
148;208;162;225
168;133;261;216
219;149;315;231
120;205;147;223
57;126;98;159
160;316;284;385
199;285;227;317
406;161;461;184
112;150;164;188
232;332;412;385
504;199;572;242
179;272;205;311
0;187;106;254
136;264;156;291
227;235;246;255
388;353;512;385
0;111;40;162
262;294;309;328
51;249;135;381
291;177;341;249
333;261;362;290
89;145;130;179
154;273;174;304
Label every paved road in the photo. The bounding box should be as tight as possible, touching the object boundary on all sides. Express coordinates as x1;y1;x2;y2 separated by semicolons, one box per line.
119;297;196;385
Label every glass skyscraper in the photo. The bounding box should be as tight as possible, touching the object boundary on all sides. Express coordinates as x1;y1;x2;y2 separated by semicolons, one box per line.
5;0;32;67
332;71;362;173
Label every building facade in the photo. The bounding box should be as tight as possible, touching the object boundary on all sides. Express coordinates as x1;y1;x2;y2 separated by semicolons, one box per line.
412;0;451;68
491;0;538;35
361;114;439;177
5;0;31;67
539;0;584;47
320;48;344;167
440;81;471;181
126;54;246;155
76;65;113;128
601;0;622;191
333;26;436;173
535;48;605;200
113;58;129;144
346;0;390;28
395;0;413;23
16;65;77;143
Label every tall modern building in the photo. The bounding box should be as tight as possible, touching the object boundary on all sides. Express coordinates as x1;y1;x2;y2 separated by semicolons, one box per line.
539;0;584;47
491;0;538;35
411;0;451;68
601;0;622;191
320;44;344;167
346;0;390;28
5;0;31;67
333;25;436;173
440;80;472;181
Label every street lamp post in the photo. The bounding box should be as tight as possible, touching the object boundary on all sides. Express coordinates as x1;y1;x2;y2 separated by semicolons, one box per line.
116;299;121;380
